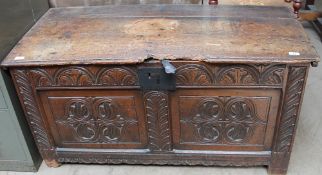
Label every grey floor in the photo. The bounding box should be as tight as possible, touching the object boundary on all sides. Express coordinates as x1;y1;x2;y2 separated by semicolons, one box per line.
1;22;322;175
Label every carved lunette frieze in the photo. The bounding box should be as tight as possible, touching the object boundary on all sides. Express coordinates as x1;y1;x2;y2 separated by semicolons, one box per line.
29;66;138;87
11;69;56;160
275;66;307;153
176;64;213;86
176;64;285;86
216;65;259;85
144;91;172;152
28;64;285;87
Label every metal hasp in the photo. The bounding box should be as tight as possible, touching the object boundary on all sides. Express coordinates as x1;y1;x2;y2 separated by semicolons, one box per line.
138;60;176;90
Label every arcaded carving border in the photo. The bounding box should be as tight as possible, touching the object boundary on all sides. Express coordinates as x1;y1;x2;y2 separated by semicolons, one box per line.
26;64;286;87
175;64;286;86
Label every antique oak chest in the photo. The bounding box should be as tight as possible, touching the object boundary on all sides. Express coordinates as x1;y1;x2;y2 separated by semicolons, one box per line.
1;5;319;175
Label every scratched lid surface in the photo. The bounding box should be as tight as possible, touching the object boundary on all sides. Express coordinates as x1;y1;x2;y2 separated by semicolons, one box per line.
1;5;319;67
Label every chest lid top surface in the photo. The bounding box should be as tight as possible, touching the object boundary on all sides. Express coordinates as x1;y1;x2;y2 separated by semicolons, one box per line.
1;5;319;67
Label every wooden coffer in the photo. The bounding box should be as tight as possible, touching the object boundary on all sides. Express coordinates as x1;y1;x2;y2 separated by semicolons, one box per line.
1;5;319;175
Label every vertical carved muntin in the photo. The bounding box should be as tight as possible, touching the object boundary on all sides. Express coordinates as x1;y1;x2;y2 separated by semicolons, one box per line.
144;91;172;152
11;69;57;165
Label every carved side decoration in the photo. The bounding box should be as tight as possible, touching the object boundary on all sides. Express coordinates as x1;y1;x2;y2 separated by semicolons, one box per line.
144;91;172;151
275;66;307;152
176;64;212;86
181;97;263;144
217;65;259;85
96;67;138;86
11;69;55;159
57;98;138;143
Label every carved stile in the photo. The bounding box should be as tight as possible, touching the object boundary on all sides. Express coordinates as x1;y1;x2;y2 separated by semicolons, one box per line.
11;69;56;161
269;66;308;174
275;66;307;152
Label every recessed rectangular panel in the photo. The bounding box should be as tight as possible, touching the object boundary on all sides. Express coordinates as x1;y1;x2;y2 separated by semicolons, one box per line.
170;89;280;151
39;90;147;149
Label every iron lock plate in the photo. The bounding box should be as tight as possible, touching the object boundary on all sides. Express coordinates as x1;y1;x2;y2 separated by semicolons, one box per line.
138;67;176;91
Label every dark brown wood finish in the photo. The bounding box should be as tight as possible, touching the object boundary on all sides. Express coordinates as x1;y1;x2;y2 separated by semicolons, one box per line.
1;5;319;175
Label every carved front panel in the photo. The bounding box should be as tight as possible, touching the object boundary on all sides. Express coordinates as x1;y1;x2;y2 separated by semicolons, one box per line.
9;63;310;169
171;89;280;151
39;90;147;149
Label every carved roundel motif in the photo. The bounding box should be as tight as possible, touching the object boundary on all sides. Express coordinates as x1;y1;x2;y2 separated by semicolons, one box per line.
225;123;252;143
58;98;138;143
75;123;97;141
194;98;224;121
101;125;121;141
197;124;220;142
96;99;118;120
225;98;256;121
181;97;261;145
65;99;92;121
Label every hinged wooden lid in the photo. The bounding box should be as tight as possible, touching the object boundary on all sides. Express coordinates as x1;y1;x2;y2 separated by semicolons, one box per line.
1;5;319;67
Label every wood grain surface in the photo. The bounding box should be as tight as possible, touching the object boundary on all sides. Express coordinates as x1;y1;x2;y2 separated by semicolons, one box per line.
1;5;319;67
